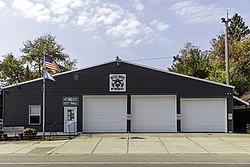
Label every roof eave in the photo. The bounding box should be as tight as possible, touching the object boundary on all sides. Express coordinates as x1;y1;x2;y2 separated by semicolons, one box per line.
122;60;235;89
233;96;249;105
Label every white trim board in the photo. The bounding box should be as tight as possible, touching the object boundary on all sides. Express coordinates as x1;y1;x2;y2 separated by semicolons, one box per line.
233;96;249;105
131;95;177;132
180;98;228;133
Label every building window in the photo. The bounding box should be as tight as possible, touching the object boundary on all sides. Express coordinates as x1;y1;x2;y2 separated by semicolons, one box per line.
29;105;41;125
67;109;75;121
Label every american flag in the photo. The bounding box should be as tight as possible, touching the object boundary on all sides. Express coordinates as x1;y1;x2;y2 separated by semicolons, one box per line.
44;56;61;72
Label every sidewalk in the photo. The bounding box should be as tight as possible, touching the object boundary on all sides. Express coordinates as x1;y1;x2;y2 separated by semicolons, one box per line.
0;133;250;155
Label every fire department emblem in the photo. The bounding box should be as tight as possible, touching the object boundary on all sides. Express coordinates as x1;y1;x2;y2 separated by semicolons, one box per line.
109;74;126;92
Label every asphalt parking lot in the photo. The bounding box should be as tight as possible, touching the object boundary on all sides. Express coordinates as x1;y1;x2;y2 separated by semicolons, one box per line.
0;133;250;155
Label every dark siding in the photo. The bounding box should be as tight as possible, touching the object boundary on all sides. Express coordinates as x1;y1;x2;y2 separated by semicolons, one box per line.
4;82;42;129
176;95;181;132
127;95;131;132
0;90;2;119
227;97;233;132
3;62;234;132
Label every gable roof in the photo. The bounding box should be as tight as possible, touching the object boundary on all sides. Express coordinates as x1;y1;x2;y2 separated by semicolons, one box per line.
2;59;234;89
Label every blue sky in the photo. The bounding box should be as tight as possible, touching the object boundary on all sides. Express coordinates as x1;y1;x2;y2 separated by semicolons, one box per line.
0;0;249;69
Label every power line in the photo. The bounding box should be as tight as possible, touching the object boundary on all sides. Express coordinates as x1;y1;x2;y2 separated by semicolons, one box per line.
129;56;173;62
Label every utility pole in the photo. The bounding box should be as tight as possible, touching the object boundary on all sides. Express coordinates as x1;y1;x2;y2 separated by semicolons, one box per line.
221;10;231;85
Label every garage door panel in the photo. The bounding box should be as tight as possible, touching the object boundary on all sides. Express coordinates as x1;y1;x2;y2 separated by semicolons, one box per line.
131;95;176;132
181;99;226;132
83;96;127;132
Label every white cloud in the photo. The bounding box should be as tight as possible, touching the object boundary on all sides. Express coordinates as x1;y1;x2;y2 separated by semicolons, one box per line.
171;1;227;24
75;4;123;31
0;1;5;8
106;18;141;38
70;0;84;8
0;0;7;15
133;0;144;11
12;0;51;22
9;0;168;47
75;2;155;47
49;0;71;15
150;19;169;31
11;0;90;24
12;0;33;11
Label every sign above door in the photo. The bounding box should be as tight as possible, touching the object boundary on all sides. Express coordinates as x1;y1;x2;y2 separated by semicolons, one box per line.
109;74;126;92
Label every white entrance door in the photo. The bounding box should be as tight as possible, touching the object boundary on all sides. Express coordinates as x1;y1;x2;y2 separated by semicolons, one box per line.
83;95;127;132
64;107;77;133
181;99;227;132
131;95;177;132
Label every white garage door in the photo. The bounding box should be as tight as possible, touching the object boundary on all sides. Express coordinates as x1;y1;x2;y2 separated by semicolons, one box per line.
131;95;176;132
181;99;227;132
83;95;127;132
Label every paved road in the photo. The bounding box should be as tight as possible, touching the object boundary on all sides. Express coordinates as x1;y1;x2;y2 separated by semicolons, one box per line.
0;154;250;167
1;164;250;167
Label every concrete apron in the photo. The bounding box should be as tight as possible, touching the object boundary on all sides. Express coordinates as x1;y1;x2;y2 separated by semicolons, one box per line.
0;133;250;155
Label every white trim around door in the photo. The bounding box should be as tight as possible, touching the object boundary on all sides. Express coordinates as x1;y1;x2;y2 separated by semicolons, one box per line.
180;98;227;132
82;95;127;132
64;107;77;133
131;95;177;132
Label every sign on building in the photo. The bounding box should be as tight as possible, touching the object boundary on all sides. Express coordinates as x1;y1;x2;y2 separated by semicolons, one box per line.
63;97;79;106
109;74;126;92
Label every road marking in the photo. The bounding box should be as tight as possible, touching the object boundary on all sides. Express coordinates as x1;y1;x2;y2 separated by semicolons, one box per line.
0;162;250;165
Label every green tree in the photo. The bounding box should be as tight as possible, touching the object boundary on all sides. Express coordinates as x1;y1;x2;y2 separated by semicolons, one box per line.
168;42;210;79
207;35;250;95
0;54;27;85
240;36;250;75
0;33;77;85
168;13;250;96
228;13;250;41
21;33;77;79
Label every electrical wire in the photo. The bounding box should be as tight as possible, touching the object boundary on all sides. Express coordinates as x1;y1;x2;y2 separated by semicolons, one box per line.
129;56;172;62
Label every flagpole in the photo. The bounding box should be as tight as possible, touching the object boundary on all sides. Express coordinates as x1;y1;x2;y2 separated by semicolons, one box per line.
42;55;46;140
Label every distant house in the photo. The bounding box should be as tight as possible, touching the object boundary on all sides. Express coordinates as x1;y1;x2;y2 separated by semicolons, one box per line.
2;60;234;133
233;92;250;133
240;91;250;106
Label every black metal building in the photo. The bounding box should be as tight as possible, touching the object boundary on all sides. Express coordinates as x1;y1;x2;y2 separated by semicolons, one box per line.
2;60;234;133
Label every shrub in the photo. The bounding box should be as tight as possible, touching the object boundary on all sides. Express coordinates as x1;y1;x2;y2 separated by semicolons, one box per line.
23;128;37;136
246;124;250;134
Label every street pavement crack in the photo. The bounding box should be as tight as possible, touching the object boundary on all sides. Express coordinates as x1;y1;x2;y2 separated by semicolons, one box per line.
48;139;71;155
91;137;103;154
127;136;129;154
12;142;36;154
186;136;209;153
158;137;169;153
218;136;249;153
